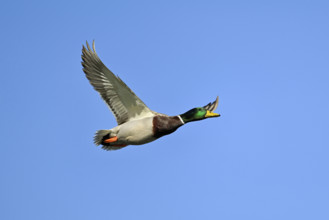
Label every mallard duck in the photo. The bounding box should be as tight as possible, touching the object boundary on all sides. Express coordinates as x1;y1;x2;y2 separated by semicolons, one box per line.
81;41;220;150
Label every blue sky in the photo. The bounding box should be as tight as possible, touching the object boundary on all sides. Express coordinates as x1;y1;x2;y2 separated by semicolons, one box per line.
1;0;329;219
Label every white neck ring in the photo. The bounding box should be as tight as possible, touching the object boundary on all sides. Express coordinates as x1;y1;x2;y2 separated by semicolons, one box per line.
177;115;185;124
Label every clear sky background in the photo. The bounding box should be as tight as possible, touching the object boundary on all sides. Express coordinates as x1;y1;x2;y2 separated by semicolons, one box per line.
1;0;328;219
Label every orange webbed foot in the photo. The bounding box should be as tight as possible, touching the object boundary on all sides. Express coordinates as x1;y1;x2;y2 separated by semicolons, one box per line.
103;136;118;143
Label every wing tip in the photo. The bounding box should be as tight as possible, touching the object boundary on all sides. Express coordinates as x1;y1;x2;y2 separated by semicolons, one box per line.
82;40;96;53
203;96;219;112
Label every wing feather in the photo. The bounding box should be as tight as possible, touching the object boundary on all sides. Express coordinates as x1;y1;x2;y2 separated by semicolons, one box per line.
81;41;154;125
203;96;219;112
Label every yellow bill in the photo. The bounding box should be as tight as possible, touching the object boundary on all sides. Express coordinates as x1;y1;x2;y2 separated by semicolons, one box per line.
205;110;220;118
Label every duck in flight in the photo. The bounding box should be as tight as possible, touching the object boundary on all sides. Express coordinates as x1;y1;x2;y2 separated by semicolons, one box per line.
81;41;220;150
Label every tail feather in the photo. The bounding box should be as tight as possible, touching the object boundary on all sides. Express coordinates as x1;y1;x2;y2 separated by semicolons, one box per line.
94;129;111;146
101;145;127;151
94;129;127;151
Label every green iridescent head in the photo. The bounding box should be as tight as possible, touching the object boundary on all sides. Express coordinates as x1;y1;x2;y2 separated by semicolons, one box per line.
180;107;220;123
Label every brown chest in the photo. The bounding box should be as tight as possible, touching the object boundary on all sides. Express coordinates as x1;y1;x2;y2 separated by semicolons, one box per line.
152;116;184;138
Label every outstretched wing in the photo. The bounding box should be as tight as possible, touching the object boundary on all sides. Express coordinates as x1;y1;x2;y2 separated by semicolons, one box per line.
81;41;154;125
203;96;219;112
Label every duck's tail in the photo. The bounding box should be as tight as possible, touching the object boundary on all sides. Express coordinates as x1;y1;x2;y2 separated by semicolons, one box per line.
93;129;111;146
